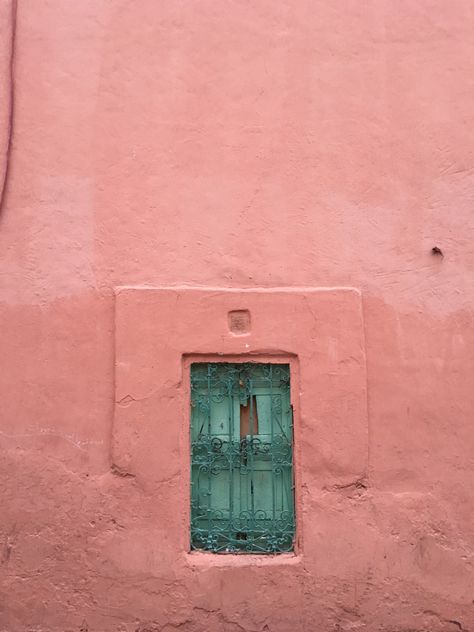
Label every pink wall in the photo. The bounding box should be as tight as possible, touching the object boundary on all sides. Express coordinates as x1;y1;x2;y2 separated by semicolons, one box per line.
1;1;474;630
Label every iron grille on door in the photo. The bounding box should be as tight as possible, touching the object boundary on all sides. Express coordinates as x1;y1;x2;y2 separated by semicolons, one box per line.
190;362;295;553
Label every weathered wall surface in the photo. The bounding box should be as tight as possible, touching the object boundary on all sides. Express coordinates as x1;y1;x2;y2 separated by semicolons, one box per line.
1;1;474;630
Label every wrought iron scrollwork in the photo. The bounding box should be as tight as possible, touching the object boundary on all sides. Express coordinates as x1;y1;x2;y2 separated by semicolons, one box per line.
190;362;295;553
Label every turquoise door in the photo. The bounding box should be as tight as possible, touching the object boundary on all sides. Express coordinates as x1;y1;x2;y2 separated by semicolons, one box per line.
190;363;295;553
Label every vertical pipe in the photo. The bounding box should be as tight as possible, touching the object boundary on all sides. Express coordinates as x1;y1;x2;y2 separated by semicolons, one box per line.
0;0;17;218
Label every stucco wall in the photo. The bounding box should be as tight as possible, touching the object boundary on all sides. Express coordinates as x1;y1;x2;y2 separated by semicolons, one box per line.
1;1;474;630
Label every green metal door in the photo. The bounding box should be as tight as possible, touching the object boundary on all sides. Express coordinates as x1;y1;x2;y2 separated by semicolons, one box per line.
190;362;295;553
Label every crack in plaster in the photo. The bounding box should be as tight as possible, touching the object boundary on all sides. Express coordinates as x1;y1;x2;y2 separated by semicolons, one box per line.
0;429;103;452
110;463;136;478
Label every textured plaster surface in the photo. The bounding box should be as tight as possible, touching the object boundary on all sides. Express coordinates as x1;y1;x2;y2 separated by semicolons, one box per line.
1;1;474;630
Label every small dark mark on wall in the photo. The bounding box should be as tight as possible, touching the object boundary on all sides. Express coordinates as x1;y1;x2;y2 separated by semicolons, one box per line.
1;540;12;565
431;246;444;257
